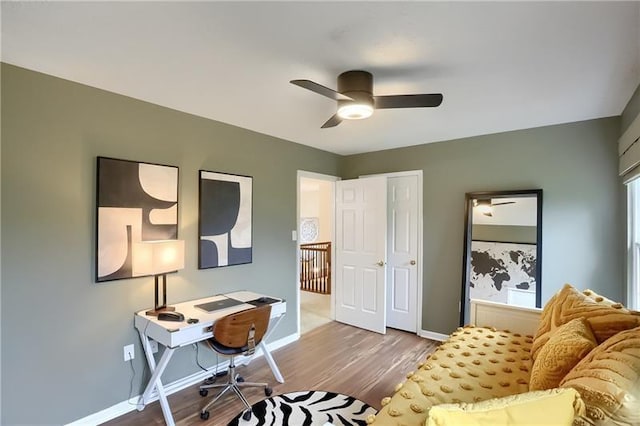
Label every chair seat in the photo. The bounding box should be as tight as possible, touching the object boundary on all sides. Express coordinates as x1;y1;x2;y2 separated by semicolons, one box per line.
208;338;252;356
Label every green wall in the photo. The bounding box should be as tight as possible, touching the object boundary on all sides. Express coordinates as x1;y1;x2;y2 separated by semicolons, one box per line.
340;117;624;335
472;225;537;244
0;62;627;424
0;64;340;424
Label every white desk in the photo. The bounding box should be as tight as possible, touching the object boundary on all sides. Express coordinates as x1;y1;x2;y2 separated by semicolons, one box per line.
134;291;287;426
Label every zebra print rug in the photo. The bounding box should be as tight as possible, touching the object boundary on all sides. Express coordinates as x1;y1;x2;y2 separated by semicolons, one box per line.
227;390;376;426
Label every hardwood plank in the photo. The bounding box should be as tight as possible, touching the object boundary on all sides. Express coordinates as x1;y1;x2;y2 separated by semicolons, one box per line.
103;322;439;426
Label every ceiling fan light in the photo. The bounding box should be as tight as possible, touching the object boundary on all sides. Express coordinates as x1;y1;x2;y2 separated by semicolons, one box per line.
474;199;493;215
337;103;374;120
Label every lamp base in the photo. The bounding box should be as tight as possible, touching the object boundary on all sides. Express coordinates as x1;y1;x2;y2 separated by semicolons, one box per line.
146;306;175;316
146;273;175;316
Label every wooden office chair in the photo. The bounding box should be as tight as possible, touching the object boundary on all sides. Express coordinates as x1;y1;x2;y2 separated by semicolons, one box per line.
199;305;273;421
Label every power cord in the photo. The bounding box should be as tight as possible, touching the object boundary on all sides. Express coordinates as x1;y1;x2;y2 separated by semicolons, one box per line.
194;341;211;373
126;320;152;406
125;326;226;406
195;342;225;384
126;351;138;406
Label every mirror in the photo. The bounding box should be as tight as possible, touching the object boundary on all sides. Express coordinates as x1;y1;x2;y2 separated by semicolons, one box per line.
460;189;543;325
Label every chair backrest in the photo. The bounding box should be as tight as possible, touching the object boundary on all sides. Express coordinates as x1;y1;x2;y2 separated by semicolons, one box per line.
212;305;272;350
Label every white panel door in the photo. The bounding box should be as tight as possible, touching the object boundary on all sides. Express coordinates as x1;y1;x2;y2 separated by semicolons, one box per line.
386;175;419;332
335;176;387;334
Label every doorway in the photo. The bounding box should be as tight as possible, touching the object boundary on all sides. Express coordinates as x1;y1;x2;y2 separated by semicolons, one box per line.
297;171;337;335
332;171;423;335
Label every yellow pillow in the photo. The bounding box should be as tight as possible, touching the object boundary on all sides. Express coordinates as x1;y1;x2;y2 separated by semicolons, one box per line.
529;318;597;391
532;284;640;360
560;326;640;425
425;388;585;426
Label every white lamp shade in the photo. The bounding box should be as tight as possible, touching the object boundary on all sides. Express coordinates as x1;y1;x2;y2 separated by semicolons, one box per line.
133;240;185;276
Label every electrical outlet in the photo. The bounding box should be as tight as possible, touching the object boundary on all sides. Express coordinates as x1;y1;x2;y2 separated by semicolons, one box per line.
124;344;135;362
150;340;158;354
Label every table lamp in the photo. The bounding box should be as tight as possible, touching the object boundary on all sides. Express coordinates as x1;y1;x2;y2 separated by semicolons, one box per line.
133;239;185;316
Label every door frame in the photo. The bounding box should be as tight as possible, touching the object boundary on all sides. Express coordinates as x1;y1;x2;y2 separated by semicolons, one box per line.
296;170;339;336
360;170;423;335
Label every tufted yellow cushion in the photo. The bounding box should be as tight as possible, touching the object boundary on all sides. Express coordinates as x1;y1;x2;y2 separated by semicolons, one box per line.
529;318;597;391
370;326;532;425
531;284;640;361
560;326;640;425
425;387;585;426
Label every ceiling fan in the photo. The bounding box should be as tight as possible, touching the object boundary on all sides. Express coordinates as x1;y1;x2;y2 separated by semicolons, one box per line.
473;199;516;217
290;70;443;128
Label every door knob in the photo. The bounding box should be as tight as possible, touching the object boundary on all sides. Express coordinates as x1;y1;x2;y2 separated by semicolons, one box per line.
377;260;385;267
410;260;416;265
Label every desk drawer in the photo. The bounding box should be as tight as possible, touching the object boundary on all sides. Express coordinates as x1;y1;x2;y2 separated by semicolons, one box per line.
166;323;214;348
134;316;212;348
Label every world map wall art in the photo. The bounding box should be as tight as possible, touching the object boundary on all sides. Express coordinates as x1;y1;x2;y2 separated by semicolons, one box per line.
199;170;252;269
96;157;179;282
469;240;537;306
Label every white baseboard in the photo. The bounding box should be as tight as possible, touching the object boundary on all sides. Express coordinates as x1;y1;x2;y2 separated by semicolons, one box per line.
419;329;449;342
66;332;299;426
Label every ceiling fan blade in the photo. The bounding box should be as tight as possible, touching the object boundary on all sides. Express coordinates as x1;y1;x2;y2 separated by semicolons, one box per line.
321;114;342;129
491;201;516;206
374;94;443;109
290;79;353;101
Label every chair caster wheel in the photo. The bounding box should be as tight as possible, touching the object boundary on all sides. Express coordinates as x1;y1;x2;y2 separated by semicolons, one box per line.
237;376;245;383
265;386;273;396
200;411;210;420
242;410;252;421
199;388;208;397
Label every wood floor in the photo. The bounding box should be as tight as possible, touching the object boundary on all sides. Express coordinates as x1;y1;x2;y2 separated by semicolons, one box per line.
104;321;438;426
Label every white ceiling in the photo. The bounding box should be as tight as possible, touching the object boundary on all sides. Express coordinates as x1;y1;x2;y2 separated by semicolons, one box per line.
2;2;639;155
473;197;538;227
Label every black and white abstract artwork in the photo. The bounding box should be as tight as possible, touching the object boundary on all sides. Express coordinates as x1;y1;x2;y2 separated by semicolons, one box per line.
96;157;179;282
199;170;252;269
469;240;537;306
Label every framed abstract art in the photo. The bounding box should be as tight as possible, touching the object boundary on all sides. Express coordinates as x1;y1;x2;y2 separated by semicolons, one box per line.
96;157;179;282
199;170;253;269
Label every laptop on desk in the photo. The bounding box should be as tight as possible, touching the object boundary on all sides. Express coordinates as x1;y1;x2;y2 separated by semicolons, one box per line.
194;297;244;313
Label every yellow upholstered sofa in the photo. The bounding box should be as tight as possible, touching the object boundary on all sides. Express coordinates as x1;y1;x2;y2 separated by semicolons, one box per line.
369;284;640;425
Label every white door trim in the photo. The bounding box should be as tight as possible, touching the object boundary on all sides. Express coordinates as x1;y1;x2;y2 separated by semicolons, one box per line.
296;170;339;336
360;170;423;335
